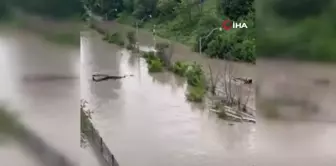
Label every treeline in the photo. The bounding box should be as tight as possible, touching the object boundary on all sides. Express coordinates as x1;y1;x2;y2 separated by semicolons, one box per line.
258;0;336;62
83;0;256;63
0;0;84;20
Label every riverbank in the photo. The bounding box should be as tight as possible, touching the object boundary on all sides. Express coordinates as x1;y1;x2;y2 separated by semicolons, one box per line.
80;31;336;166
88;21;256;123
113;0;255;63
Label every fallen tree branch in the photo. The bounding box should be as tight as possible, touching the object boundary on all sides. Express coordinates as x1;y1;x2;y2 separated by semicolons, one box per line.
92;74;134;82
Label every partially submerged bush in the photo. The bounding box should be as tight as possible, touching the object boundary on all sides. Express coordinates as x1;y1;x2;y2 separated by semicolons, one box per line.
143;51;156;62
148;58;164;72
143;51;164;72
103;32;124;46
186;85;206;102
171;61;190;76
185;62;206;87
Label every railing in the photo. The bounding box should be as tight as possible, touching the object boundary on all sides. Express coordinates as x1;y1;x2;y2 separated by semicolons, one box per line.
81;105;119;166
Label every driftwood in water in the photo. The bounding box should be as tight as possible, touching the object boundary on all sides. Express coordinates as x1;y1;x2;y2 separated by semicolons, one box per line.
92;74;133;82
233;77;253;84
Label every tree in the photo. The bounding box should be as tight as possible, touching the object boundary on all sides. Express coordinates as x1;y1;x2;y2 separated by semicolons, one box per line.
133;0;158;18
272;0;332;21
157;0;178;20
219;0;254;21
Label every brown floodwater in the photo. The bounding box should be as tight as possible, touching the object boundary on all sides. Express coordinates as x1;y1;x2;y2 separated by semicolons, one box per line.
80;21;336;166
0;26;86;166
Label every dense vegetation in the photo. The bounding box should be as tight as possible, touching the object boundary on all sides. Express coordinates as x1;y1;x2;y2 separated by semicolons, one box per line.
258;0;336;62
83;0;256;63
141;45;207;102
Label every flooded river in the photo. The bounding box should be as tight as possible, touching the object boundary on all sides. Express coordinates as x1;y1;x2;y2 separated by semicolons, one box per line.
0;26;86;166
80;22;336;166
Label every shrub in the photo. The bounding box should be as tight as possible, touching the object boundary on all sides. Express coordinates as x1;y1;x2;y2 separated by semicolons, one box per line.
143;51;164;72
171;61;189;76
148;58;164;72
185;62;206;87
186;85;206;102
103;32;125;46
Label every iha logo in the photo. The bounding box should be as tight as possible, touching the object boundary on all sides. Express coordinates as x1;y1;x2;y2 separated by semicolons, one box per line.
222;20;248;30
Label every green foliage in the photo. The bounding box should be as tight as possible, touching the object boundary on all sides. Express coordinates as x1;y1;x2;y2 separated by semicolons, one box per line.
171;61;208;102
171;61;190;76
83;0;123;20
103;32;125;46
258;0;336;62
156;0;178;21
123;0;135;13
148;58;164;72
88;0;256;63
0;1;10;21
143;51;155;59
185;62;206;87
272;0;332;21
143;51;164;72
186;85;206;102
232;38;255;63
219;0;254;21
132;0;159;19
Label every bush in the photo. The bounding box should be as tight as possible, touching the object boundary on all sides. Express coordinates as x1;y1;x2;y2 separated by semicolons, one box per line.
143;51;156;61
148;58;164;72
232;38;255;63
171;61;190;76
186;85;206;102
272;0;332;21
219;0;254;21
143;51;164;72
103;32;125;46
185;62;206;87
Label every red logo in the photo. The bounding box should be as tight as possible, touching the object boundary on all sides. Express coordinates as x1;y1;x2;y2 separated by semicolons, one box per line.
222;20;233;30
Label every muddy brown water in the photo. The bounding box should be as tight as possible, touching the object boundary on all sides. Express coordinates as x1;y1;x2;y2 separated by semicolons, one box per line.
81;22;336;166
0;26;101;166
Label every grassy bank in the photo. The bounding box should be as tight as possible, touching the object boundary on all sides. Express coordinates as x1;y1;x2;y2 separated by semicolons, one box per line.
112;0;255;63
258;0;336;62
89;22;255;122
